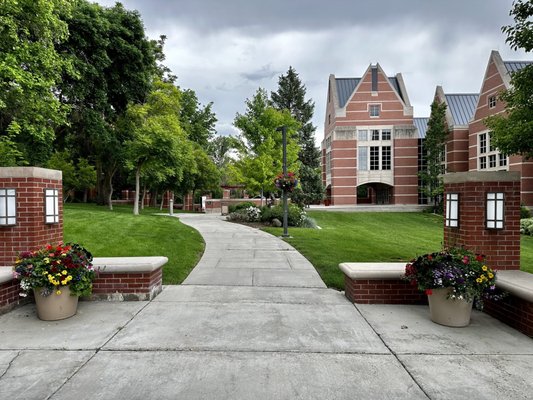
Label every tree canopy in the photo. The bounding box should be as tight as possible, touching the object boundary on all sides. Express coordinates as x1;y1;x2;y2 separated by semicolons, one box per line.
486;0;533;158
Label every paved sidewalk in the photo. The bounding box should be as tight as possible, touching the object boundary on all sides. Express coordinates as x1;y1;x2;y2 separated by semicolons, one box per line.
0;214;532;399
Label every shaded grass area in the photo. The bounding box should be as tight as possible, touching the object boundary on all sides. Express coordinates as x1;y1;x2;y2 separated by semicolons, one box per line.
264;211;533;290
63;204;204;284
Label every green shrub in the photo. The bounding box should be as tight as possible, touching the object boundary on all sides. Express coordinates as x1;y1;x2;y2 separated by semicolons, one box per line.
228;201;256;214
520;218;533;235
261;204;304;227
226;205;261;223
521;205;532;219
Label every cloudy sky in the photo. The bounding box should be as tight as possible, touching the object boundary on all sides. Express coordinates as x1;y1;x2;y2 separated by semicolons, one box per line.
96;0;528;145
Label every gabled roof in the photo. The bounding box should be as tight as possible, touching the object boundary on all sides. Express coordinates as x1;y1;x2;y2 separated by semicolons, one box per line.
444;94;479;126
334;75;405;108
503;61;533;74
414;117;429;139
335;78;361;109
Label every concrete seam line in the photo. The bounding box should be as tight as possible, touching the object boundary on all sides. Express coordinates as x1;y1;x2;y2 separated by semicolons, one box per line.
351;303;431;399
0;350;20;379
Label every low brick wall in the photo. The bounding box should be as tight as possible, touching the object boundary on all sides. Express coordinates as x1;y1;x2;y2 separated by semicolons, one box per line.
344;276;427;305
484;295;533;337
90;256;166;301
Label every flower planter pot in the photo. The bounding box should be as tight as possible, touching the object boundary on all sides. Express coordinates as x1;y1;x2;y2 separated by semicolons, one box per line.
33;286;78;321
427;288;473;327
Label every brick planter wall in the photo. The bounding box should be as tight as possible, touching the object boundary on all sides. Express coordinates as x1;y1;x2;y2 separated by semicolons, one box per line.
344;276;427;305
0;280;30;314
443;171;521;270
91;268;162;301
483;294;533;337
0;167;63;266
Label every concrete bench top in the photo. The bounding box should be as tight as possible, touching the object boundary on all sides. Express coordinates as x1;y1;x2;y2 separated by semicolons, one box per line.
0;266;13;284
92;256;168;274
339;262;406;280
496;270;533;303
339;262;533;304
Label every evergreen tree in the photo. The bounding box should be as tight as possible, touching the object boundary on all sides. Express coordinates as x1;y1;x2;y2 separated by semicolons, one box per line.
419;100;448;213
271;67;323;205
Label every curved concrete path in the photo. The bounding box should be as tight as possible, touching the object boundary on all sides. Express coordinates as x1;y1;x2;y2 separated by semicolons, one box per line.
0;214;533;399
181;214;325;288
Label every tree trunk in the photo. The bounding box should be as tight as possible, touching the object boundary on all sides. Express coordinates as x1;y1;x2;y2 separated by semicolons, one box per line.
83;189;88;203
151;189;158;208
107;173;113;211
133;165;141;215
141;184;146;210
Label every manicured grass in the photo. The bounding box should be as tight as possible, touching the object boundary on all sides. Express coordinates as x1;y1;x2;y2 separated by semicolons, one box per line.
264;211;533;290
63;204;204;284
521;235;533;274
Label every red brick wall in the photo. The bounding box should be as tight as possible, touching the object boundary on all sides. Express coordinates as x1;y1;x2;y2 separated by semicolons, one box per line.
91;268;162;300
0;279;30;313
0;168;63;266
443;172;521;270
484;294;533;337
344;276;427;305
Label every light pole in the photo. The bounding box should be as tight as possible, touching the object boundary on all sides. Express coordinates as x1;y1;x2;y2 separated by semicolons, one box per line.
277;126;289;237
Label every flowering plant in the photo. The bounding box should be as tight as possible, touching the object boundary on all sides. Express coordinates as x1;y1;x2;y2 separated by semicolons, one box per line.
274;172;298;192
404;247;502;308
13;243;95;298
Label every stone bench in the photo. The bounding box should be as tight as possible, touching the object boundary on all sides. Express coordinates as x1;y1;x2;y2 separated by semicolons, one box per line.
339;262;426;305
91;256;167;301
340;262;533;337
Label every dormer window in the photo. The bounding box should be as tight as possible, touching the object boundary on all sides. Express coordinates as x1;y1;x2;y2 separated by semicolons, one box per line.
369;104;380;117
488;95;496;109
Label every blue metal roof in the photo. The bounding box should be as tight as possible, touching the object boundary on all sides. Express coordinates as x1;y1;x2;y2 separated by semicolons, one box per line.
504;61;533;74
335;76;404;108
445;94;479;126
414;117;429;139
335;78;360;108
388;77;404;102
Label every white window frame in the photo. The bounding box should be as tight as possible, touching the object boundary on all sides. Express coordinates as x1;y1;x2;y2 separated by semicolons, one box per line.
369;104;381;118
478;131;507;171
488;95;497;109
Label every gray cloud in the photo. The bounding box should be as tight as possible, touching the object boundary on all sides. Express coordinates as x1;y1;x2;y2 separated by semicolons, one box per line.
95;0;528;140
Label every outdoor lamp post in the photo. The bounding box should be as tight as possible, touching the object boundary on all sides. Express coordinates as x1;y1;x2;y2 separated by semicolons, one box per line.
276;126;289;237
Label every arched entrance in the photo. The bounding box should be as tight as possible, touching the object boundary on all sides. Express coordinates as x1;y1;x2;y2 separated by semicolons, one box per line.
357;183;393;205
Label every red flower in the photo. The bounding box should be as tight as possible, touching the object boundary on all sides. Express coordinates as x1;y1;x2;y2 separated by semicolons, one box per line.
425;289;433;295
462;256;469;264
427;255;433;261
476;255;484;262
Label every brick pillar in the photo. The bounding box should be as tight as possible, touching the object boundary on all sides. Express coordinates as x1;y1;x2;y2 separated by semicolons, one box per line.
443;171;521;270
222;189;230;199
184;192;194;211
0;167;63;266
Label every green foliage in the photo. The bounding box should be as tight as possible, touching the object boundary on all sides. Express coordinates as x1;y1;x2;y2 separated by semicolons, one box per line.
420;100;448;211
123;80;190;214
486;1;533;158
0;0;73;165
521;218;533;235
271;67;322;205
232;88;300;194
46;152;97;201
228;201;256;213
522;205;532;219
227;206;262;223
179;89;217;147
260;204;305;227
176;144;220;198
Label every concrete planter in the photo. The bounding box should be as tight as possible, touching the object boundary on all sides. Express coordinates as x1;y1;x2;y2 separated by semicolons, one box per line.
428;288;473;327
34;286;78;321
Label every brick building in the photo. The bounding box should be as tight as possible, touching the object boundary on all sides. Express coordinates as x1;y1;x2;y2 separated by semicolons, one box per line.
322;63;425;205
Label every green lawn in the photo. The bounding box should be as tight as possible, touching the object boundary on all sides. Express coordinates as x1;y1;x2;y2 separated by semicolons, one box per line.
264;211;533;290
63;204;204;284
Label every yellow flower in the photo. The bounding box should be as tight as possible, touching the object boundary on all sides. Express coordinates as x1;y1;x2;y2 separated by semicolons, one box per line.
44;257;50;264
67;276;72;281
56;290;61;295
62;270;67;275
61;279;67;285
476;278;483;283
488;272;494;279
482;265;488;271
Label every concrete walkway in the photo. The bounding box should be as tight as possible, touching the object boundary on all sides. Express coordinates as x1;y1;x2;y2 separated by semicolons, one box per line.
1;214;533;399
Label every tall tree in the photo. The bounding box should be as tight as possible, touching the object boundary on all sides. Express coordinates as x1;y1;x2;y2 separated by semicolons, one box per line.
123;81;190;215
271;67;323;205
179;89;217;148
55;1;158;207
419;100;448;212
0;0;73;165
233;88;300;197
486;0;533;157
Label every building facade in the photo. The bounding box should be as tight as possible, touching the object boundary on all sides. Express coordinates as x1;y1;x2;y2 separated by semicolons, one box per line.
322;64;425;205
